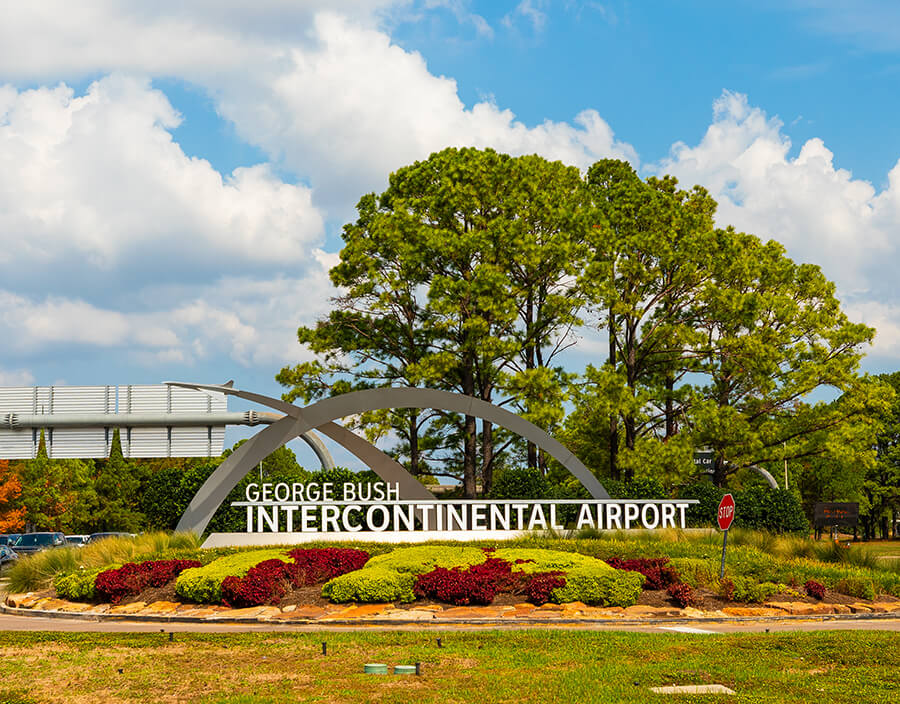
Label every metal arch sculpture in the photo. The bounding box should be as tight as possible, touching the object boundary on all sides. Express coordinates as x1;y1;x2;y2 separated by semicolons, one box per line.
168;382;610;535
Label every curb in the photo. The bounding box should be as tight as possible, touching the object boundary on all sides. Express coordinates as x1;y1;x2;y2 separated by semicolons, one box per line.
3;602;899;628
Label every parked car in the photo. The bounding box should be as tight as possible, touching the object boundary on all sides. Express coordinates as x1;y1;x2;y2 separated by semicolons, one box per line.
0;545;18;566
12;532;66;554
65;534;90;546
86;532;135;543
0;534;21;546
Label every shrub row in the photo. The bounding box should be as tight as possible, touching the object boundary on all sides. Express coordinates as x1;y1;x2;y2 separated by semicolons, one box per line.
94;559;202;604
219;549;370;607
605;557;680;590
175;549;290;603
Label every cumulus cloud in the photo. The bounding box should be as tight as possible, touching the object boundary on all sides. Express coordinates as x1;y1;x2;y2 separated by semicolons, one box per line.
218;12;636;211
0;250;334;368
655;91;899;294
0;76;324;291
0;368;36;387
654;90;900;359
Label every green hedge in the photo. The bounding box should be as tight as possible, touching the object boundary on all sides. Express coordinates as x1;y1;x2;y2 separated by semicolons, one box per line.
551;566;644;607
175;549;289;603
321;568;416;604
54;567;114;602
364;546;488;574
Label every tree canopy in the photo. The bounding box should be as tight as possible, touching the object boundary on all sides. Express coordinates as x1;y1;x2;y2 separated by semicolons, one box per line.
281;147;882;503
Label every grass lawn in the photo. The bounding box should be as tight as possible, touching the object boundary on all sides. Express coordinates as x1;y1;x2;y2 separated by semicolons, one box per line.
1;630;898;703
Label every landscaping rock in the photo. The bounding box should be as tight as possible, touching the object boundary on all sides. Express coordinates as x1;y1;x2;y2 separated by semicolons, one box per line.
440;606;506;619
58;602;92;613
377;609;435;621
722;607;785;618
846;603;872;613
326;603;393;619
140;601;181;615
109;602;147;614
623;605;682;618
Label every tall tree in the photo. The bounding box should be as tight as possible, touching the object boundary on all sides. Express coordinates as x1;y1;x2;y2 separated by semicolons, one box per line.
90;429;146;532
581;160;717;480
281;148;587;496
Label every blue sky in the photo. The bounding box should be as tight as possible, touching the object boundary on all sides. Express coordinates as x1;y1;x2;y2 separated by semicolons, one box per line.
1;1;899;468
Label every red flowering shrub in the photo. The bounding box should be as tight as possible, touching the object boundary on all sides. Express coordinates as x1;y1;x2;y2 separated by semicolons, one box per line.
522;572;566;605
804;579;826;600
95;559;202;604
666;582;697;608
414;558;514;605
605;557;680;590
221;559;295;607
220;549;370;608
415;557;566;606
286;548;370;585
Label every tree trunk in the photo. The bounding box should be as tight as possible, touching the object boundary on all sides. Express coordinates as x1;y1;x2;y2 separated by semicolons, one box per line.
665;374;676;438
408;411;420;476
608;307;619;480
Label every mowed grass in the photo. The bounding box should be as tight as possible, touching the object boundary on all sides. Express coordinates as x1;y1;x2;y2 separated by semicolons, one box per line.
0;630;898;703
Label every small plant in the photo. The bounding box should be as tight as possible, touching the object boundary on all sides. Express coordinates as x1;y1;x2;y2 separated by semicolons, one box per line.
666;582;697;608
804;579;826;600
719;578;735;601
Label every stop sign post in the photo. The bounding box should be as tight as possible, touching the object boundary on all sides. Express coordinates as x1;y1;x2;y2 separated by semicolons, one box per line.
717;494;735;578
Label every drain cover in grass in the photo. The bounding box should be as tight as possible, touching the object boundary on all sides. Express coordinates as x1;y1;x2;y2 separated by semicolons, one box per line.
650;684;735;695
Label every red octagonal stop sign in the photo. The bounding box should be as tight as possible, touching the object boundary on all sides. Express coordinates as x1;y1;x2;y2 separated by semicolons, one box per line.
717;493;736;531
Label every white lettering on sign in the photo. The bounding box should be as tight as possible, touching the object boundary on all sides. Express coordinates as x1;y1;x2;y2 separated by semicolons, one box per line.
232;483;697;534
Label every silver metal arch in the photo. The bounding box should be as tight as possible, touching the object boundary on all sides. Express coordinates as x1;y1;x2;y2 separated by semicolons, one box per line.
297;430;335;471
169;382;609;535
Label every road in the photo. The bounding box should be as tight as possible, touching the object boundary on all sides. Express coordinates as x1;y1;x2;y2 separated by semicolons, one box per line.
0;612;897;634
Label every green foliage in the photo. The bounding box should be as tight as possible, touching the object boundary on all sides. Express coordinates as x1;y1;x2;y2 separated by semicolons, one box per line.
731;577;781;604
54;567;111;602
488;467;551;499
550;566;643;607
834;577;877;601
89;430;146;532
365;546;488;574
667;558;719;589
733;486;808;533
321;567;416;604
142;444;308;533
174;549;289;604
678;482;725;526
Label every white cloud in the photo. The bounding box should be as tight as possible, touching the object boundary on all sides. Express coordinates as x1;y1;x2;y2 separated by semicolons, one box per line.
0;368;36;387
217;12;636;211
655;91;899;294
0;250;335;368
0;76;324;281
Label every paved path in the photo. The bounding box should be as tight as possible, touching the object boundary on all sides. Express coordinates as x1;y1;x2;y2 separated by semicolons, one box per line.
0;612;897;634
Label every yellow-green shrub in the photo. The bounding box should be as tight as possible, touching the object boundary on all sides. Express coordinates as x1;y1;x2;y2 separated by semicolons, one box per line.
175;549;289;603
550;566;643;607
54;566;117;602
322;568;416;603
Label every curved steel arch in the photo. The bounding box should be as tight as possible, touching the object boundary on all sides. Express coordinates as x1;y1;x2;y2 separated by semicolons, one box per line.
170;382;609;535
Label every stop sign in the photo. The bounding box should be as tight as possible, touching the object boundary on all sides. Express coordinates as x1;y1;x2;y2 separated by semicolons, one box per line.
717;494;736;531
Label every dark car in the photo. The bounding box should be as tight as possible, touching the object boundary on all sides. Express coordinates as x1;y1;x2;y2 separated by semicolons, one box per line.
12;532;66;554
0;534;20;546
0;545;18;566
